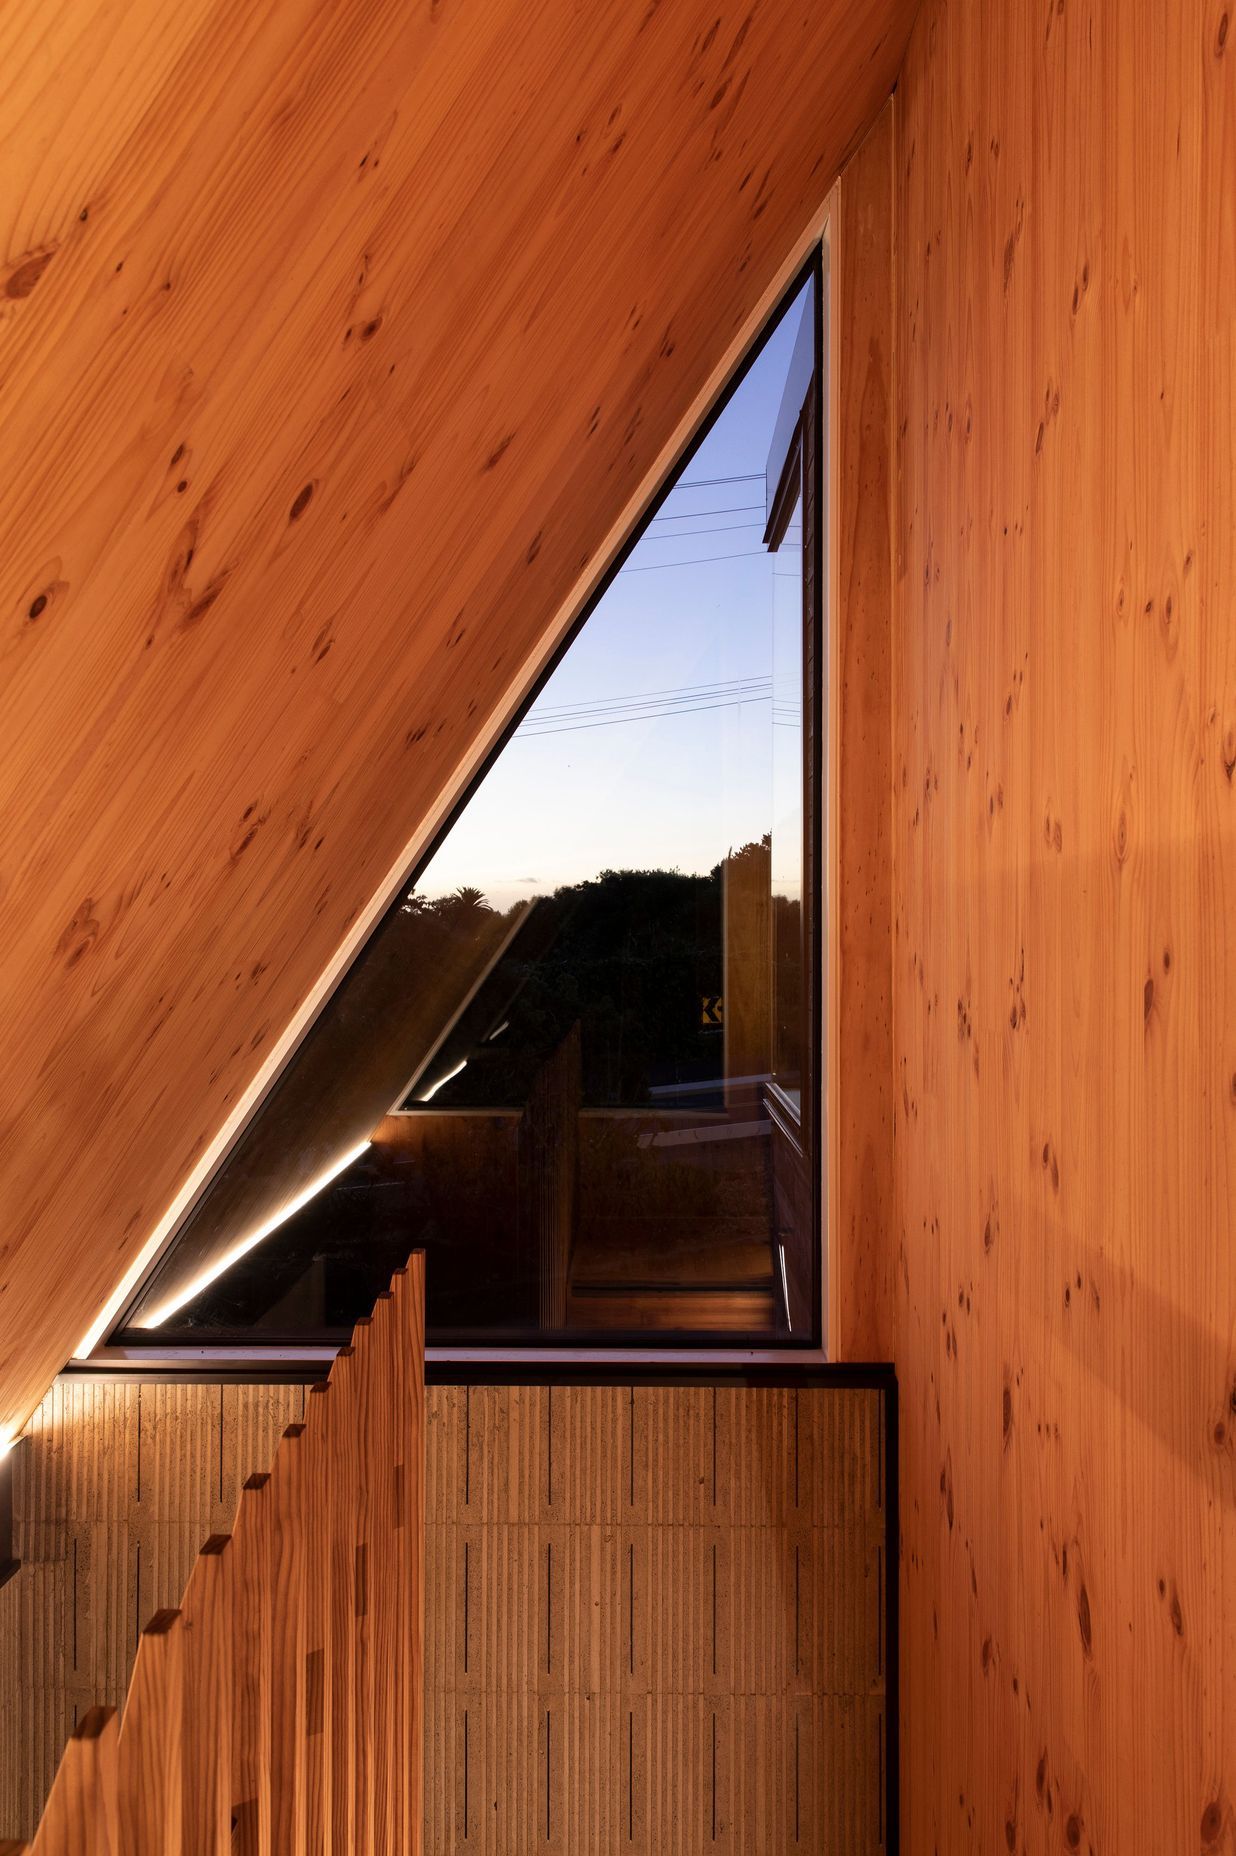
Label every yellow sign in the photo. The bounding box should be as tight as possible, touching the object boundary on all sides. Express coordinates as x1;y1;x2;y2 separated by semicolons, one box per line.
700;995;723;1028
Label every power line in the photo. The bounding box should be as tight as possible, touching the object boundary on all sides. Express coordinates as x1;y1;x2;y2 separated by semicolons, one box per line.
518;694;771;739
637;520;763;542
530;676;770;721
674;471;764;490
525;681;769;727
647;502;763;524
525;696;769;732
619;548;765;575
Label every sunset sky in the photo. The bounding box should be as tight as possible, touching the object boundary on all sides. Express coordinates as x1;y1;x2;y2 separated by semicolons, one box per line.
418;275;812;911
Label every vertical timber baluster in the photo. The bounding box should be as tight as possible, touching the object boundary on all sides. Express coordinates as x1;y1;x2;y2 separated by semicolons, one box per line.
326;1345;358;1851
396;1256;426;1856
302;1384;332;1854
367;1291;401;1854
231;1474;272;1856
388;1279;411;1856
351;1318;376;1854
118;1609;184;1852
28;1706;119;1856
181;1534;232;1854
269;1424;307;1853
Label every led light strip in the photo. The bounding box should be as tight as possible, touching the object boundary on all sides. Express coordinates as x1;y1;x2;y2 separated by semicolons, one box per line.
136;1137;372;1330
418;1056;468;1104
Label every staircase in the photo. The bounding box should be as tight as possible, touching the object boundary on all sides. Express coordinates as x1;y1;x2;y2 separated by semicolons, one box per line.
20;1260;426;1855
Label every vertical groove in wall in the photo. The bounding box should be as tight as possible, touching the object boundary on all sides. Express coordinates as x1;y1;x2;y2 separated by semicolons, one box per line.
425;1383;884;1854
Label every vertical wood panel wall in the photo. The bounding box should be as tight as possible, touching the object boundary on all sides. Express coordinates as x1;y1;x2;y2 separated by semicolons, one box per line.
830;102;896;1364
893;1;1236;1850
2;1376;887;1852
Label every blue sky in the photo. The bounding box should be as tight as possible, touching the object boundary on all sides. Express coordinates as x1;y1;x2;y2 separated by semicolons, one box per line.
419;276;811;910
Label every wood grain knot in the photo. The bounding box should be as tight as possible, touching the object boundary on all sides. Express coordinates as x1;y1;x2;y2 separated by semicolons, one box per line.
5;247;56;298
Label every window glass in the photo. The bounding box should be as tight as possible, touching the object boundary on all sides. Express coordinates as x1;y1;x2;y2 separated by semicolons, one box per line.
122;266;821;1348
771;480;804;1110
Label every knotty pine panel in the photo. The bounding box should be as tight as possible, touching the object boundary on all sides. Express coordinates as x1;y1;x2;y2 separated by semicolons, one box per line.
0;0;916;1445
831;101;896;1364
1;1380;887;1850
893;1;1236;1851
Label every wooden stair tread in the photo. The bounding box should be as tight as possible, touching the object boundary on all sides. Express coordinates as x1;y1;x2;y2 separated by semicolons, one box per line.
565;1286;776;1332
571;1219;774;1290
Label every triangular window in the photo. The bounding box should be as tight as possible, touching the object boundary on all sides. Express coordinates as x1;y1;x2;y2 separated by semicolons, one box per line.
118;253;825;1351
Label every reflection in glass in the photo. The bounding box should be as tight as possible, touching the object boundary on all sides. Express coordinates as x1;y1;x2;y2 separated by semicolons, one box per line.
123;266;821;1349
771;484;804;1110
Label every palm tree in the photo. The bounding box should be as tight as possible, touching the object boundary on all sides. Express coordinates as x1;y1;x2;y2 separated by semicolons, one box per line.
443;884;492;917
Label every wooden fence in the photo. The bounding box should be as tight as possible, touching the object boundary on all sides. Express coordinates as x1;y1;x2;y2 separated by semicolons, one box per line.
18;1257;425;1856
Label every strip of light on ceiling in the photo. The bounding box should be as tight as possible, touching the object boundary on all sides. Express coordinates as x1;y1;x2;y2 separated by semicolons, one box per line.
136;1138;372;1329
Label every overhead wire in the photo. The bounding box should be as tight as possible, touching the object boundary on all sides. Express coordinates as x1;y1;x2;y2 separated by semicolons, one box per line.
515;472;780;733
529;675;770;721
516;693;772;738
635;520;763;542
673;471;764;490
618;548;765;575
522;675;774;736
646;501;763;524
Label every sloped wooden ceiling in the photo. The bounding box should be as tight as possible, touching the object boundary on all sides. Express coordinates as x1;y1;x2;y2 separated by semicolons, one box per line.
0;0;915;1430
